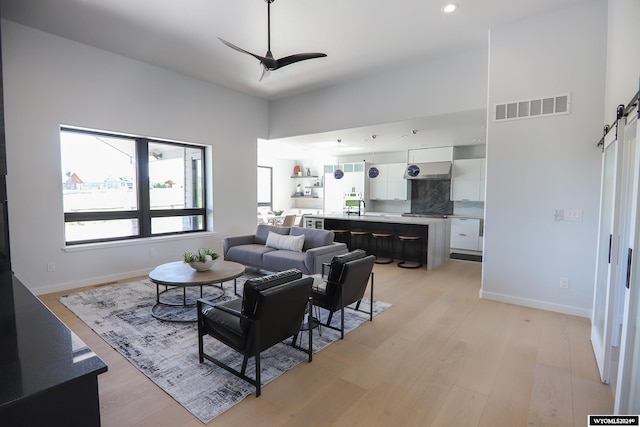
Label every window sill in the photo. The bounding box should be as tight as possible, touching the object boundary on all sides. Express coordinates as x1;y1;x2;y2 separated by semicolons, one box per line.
63;231;217;252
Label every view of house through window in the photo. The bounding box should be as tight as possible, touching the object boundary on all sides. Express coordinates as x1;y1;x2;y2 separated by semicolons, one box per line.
60;127;207;244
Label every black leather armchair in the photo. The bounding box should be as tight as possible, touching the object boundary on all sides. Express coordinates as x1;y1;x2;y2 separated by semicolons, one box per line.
197;269;313;397
312;250;375;339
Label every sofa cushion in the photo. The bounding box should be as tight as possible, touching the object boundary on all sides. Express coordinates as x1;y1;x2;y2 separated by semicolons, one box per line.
290;227;334;251
255;224;290;245
265;231;305;252
241;269;302;330
225;244;276;268
262;250;308;274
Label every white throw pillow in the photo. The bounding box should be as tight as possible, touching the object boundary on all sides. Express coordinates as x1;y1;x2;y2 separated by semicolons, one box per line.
265;231;305;252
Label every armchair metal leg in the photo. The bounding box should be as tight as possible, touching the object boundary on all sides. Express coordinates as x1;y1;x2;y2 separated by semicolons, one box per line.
254;323;261;397
340;288;345;339
308;297;313;362
369;272;374;321
197;300;205;363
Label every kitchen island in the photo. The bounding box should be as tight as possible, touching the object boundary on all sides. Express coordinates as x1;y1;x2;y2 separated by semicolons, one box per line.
0;272;108;426
304;213;450;270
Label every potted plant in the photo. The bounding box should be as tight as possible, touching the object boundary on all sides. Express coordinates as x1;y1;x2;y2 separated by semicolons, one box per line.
183;248;219;271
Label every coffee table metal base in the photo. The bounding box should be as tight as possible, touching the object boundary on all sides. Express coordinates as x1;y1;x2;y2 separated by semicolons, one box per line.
148;260;246;323
151;283;226;323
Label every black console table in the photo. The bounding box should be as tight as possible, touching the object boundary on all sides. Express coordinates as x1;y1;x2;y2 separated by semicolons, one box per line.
0;272;108;426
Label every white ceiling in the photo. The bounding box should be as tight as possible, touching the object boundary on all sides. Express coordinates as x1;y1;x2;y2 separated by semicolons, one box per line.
259;108;488;160
0;0;586;157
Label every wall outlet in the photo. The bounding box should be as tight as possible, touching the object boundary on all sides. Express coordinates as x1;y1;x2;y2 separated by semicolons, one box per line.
564;209;583;221
560;277;569;289
47;262;56;272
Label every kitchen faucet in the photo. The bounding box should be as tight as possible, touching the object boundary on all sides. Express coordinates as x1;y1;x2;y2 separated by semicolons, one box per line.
358;200;366;216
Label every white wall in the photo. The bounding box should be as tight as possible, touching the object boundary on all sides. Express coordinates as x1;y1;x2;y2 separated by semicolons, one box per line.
482;0;607;317
604;0;640;120
2;20;268;293
268;48;488;140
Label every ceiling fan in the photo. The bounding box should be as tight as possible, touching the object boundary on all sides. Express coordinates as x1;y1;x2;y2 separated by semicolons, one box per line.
218;0;327;81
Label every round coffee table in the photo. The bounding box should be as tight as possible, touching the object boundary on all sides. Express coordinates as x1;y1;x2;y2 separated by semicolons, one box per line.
149;260;245;322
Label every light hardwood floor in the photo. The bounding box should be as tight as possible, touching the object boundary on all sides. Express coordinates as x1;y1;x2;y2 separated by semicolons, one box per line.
40;259;613;426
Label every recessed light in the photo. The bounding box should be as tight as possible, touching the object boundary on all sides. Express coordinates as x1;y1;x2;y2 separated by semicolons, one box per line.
442;3;458;14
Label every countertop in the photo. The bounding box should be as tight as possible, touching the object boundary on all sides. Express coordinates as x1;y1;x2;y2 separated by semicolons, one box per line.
305;212;449;225
0;271;108;408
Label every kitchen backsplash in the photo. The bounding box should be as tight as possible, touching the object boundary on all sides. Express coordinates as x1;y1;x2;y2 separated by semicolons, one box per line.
453;200;485;218
410;179;453;215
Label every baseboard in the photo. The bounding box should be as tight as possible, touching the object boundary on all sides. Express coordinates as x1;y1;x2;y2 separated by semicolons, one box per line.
479;289;592;318
32;268;153;295
450;252;483;262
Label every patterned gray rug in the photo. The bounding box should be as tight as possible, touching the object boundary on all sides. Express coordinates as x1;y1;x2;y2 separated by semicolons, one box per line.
58;276;391;424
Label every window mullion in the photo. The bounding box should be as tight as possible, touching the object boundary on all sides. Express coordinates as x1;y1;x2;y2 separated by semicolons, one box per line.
138;138;151;237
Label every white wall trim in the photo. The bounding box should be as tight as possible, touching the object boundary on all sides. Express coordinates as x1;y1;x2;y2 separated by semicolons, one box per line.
30;267;153;296
479;289;592;318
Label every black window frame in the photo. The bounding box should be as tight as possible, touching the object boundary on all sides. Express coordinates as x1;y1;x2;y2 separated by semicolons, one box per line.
257;165;273;212
61;127;208;245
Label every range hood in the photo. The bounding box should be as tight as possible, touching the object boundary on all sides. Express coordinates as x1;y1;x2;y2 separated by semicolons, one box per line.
403;161;452;180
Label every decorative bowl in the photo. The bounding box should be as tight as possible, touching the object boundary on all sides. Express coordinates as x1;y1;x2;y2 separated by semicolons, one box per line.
188;258;216;271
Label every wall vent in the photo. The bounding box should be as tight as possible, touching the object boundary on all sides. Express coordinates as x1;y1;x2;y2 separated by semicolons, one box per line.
494;94;570;122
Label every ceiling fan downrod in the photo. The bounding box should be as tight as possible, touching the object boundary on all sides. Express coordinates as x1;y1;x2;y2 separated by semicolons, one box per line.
218;0;327;81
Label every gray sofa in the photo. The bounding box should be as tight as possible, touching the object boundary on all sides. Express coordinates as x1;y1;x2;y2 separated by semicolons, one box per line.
223;224;348;275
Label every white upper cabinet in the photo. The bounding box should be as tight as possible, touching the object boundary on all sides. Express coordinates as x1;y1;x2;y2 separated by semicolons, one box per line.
368;163;408;200
451;158;486;202
368;164;388;200
386;163;409;200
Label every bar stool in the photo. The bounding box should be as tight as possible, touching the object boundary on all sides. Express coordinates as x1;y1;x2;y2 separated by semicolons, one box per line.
331;229;350;249
371;232;394;264
350;230;371;254
397;235;423;269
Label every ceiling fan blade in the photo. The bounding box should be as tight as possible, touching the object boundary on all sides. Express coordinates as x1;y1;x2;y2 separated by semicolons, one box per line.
218;37;266;62
259;67;271;82
275;52;328;69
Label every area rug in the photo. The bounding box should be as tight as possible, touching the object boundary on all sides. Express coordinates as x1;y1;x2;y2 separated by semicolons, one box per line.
58;277;391;423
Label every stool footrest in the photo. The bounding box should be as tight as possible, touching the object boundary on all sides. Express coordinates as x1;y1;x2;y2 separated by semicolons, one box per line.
397;235;423;269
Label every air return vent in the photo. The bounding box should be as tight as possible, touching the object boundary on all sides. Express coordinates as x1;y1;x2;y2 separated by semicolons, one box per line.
494;94;570;122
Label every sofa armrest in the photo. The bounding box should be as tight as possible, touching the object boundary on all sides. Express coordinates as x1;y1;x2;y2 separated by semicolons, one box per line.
223;234;256;257
304;242;348;274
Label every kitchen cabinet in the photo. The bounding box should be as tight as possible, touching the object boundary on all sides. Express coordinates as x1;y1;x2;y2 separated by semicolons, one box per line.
369;163;408;200
451;158;486;201
450;218;481;251
323;162;368;213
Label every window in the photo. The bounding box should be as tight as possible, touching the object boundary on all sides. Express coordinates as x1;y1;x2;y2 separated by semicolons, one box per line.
257;166;273;215
60;127;207;245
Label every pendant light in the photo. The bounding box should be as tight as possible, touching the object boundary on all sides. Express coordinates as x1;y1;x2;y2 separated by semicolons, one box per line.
406;129;420;177
333;139;344;179
368;134;379;178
